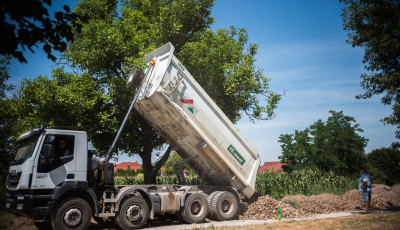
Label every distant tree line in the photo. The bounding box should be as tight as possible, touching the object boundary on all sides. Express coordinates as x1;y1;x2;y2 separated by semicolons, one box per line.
279;110;400;185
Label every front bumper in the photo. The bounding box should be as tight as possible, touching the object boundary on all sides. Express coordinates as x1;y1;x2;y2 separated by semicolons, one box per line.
5;191;55;216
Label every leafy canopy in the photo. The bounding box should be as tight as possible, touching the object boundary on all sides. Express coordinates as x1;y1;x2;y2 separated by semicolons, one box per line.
179;27;281;122
365;147;400;185
340;0;400;140
0;0;76;63
279;111;368;176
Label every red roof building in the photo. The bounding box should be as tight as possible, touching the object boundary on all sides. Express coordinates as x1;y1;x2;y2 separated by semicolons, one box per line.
258;161;285;173
114;162;142;172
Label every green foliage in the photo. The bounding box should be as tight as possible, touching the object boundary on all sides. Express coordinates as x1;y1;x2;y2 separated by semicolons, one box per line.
13;68;111;141
163;151;195;176
179;27;281;122
365;147;400;185
279;110;368;176
0;0;76;63
340;0;400;141
256;169;356;200
0;57;16;206
114;175;205;185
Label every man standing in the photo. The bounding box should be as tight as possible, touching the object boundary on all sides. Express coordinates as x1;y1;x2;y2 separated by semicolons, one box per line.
359;168;374;214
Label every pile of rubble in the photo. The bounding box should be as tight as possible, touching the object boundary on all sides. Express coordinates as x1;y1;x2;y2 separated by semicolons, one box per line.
281;184;400;214
239;184;400;220
238;195;313;220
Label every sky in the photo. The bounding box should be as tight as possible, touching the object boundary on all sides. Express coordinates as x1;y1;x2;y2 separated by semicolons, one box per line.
6;0;397;163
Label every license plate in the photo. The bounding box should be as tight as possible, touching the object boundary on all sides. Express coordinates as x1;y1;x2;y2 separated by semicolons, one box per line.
6;203;10;208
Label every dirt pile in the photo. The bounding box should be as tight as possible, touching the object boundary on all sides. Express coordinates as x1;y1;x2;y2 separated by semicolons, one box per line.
281;184;400;214
0;213;35;230
238;195;313;220
239;184;400;220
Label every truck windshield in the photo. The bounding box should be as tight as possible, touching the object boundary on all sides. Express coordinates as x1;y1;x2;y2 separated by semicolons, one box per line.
12;138;38;165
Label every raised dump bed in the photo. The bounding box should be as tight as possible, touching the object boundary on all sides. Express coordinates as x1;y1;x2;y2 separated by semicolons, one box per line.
128;42;261;198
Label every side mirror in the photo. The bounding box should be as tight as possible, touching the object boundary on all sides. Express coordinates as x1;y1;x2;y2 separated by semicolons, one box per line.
45;135;56;144
44;144;54;159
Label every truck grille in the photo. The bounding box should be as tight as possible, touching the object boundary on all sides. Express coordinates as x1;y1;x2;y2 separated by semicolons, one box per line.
7;172;21;188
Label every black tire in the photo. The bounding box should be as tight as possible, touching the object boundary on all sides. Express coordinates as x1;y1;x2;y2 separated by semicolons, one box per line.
210;191;238;221
33;220;51;230
180;193;209;223
207;191;221;219
50;198;92;230
116;196;149;230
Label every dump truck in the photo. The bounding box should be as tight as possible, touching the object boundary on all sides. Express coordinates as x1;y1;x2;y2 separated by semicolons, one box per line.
5;43;261;230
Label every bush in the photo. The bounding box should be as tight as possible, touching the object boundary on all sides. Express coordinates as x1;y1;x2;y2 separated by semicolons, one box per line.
256;169;356;200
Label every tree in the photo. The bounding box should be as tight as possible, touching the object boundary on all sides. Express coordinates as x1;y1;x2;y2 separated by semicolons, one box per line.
65;0;280;184
0;57;17;204
13;68;110;141
366;147;400;185
279;111;368;176
65;0;216;184
340;0;400;142
178;27;281;122
1;0;77;63
278;129;313;172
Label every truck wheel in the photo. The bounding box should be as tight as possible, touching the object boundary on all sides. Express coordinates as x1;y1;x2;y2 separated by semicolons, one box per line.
207;191;220;219
210;191;238;221
180;193;208;223
116;196;149;230
50;198;92;230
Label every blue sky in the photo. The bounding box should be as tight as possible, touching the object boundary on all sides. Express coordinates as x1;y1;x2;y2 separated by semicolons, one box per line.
7;0;397;163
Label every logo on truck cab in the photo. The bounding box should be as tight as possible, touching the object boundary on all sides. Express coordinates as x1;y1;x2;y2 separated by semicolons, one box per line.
228;144;246;165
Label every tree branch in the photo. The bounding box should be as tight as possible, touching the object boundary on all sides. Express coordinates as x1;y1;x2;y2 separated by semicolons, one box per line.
153;145;174;173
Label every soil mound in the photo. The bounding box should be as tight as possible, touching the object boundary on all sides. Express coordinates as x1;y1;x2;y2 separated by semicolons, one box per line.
240;184;400;220
280;184;400;214
238;195;313;220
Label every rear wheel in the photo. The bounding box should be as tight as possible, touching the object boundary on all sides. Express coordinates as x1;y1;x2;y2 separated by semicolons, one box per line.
207;191;220;219
180;193;208;223
116;196;149;230
50;198;92;230
210;191;238;221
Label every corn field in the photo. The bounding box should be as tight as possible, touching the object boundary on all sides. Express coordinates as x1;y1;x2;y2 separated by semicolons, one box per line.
256;169;357;200
114;175;205;185
114;169;355;200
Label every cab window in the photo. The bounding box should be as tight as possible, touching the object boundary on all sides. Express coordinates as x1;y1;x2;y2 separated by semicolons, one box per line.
37;134;75;173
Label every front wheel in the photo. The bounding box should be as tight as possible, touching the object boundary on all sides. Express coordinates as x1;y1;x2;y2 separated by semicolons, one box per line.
116;196;149;230
50;198;92;230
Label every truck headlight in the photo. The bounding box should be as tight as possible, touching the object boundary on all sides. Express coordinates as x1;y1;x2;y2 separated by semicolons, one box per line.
17;195;24;200
16;203;24;210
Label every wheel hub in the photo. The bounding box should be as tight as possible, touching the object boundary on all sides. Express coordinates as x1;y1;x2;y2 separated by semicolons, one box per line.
126;204;141;222
221;198;233;214
191;201;201;215
63;208;82;227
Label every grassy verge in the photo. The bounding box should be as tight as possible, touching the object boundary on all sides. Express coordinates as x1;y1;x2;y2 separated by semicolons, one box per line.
213;212;400;230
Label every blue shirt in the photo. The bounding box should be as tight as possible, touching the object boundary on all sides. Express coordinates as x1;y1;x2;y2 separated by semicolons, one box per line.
359;173;371;192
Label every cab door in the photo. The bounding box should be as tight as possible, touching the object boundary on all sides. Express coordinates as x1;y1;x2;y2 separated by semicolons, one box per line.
32;133;76;189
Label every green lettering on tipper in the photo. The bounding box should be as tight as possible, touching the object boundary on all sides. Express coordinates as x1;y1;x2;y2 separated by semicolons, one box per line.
227;144;245;165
